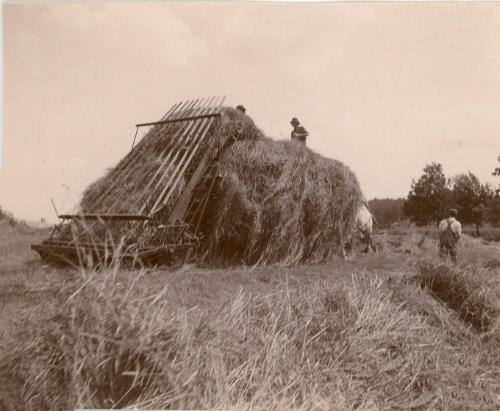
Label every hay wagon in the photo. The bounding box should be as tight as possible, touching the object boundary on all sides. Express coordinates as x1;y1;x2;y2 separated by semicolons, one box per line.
32;96;237;266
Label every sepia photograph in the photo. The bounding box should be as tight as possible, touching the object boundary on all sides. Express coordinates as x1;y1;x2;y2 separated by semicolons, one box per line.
1;1;499;409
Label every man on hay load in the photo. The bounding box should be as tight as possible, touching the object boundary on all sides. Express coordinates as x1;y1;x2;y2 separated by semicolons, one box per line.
438;208;462;263
290;117;309;145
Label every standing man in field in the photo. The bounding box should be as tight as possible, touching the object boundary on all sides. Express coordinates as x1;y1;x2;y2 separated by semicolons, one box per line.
438;208;462;263
290;117;309;145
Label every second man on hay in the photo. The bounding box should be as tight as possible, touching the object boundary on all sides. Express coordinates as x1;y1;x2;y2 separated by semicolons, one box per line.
290;117;309;145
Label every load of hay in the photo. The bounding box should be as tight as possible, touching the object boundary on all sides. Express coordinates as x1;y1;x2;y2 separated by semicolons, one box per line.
80;122;187;215
78;107;363;265
205;136;362;264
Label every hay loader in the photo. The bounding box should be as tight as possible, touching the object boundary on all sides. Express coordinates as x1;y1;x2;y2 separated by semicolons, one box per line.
32;96;236;266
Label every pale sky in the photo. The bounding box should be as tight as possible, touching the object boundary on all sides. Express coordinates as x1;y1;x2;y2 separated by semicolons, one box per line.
2;1;500;222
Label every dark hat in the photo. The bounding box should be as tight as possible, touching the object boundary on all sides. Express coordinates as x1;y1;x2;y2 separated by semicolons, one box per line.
290;117;300;125
449;208;458;217
236;105;246;113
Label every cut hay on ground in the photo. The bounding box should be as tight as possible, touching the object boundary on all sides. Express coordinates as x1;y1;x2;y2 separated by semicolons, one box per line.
78;107;363;265
414;259;499;332
4;265;498;410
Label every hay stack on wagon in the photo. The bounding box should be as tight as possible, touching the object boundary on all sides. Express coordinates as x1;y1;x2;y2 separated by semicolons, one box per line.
79;107;363;265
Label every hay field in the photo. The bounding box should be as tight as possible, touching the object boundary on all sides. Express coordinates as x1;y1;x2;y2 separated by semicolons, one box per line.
0;221;499;410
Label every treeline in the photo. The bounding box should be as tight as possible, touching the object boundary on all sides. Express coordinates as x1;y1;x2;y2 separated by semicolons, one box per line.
0;205;13;221
402;161;500;233
367;198;405;227
0;205;23;228
368;156;500;232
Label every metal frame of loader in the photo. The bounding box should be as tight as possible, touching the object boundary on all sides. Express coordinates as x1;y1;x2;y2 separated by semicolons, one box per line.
32;96;234;266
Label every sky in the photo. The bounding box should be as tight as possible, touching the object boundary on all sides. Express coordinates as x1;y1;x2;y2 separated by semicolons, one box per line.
2;1;500;223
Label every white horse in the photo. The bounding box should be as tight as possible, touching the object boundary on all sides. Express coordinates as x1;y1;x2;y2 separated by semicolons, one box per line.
342;203;376;258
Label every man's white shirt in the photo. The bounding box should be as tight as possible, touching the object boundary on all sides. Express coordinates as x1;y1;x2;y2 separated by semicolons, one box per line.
439;217;462;238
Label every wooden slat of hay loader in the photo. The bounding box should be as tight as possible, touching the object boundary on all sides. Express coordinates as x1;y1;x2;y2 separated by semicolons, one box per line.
32;96;232;266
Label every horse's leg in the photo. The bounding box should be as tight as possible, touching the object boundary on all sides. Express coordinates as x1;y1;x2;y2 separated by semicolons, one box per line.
367;235;377;254
361;234;370;253
342;237;351;259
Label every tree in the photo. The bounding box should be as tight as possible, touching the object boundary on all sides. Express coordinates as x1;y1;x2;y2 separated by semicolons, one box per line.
487;197;500;227
493;155;500;196
488;155;500;227
451;172;493;236
403;163;450;226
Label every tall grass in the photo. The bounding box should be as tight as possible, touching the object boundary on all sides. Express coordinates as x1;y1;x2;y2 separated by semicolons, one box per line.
4;262;498;410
